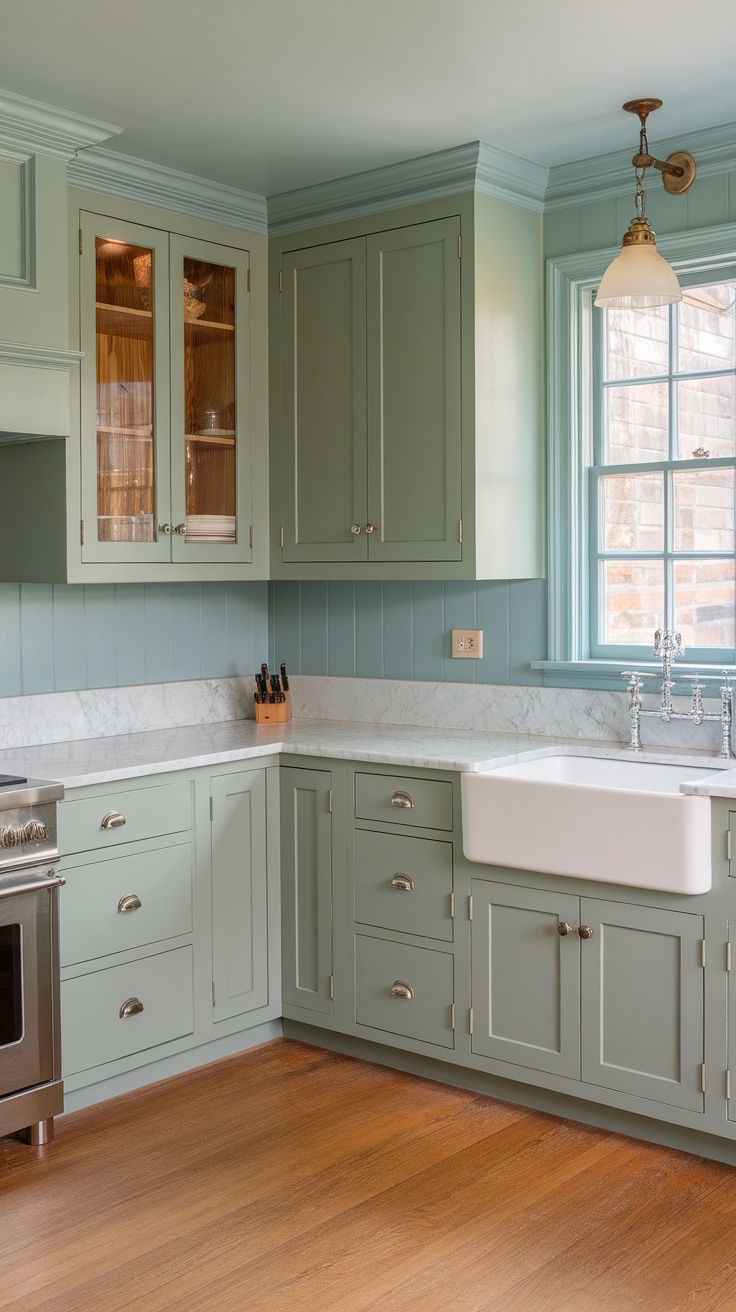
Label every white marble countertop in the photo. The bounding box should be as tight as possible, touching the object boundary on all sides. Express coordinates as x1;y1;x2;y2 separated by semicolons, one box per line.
1;715;736;793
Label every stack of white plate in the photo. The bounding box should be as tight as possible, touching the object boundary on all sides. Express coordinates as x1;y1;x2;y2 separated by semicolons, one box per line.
185;515;236;542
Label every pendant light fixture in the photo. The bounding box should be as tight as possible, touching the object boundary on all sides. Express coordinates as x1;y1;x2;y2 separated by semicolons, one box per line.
595;99;696;309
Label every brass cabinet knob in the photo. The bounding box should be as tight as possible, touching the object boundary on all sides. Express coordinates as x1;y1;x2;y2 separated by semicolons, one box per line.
351;524;361;534
365;523;378;533
119;997;144;1019
117;893;142;913
391;873;415;892
390;790;415;809
101;811;126;829
158;522;173;535
174;523;187;536
391;980;415;1000
578;925;594;940
557;921;574;936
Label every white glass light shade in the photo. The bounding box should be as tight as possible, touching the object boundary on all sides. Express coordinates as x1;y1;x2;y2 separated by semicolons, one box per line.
595;239;682;308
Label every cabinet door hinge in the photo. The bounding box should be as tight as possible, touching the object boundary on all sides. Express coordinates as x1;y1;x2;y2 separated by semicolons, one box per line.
468;1007;473;1034
450;891;455;919
79;228;83;255
279;270;283;292
247;268;251;293
211;982;216;1007
458;233;462;259
80;519;84;546
727;941;732;972
701;939;707;968
458;519;463;544
468;895;473;921
209;796;213;821
450;1002;455;1031
727;1069;732;1101
701;1062;707;1094
328;788;333;814
280;525;284;548
329;975;334;1000
728;828;732;862
249;524;253;550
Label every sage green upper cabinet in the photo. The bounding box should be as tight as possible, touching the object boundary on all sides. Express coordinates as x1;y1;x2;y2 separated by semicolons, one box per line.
0;189;269;583
270;192;543;581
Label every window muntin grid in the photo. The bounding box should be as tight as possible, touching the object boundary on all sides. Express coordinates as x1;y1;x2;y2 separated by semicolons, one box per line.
591;279;736;660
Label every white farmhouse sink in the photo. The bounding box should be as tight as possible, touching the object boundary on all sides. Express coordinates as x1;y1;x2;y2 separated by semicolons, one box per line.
461;755;721;895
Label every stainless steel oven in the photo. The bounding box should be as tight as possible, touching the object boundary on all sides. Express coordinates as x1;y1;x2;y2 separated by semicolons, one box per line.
0;778;64;1145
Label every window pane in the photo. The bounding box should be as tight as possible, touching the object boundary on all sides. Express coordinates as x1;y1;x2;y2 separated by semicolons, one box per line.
601;560;664;646
673;558;735;648
601;473;663;551
605;383;668;463
673;468;734;552
678;283;736;374
604;305;669;381
676;375;736;459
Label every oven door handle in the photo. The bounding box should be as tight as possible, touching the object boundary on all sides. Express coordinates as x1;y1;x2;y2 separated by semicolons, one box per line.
0;873;66;900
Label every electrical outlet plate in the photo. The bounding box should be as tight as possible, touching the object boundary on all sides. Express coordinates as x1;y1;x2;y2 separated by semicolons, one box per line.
452;629;483;658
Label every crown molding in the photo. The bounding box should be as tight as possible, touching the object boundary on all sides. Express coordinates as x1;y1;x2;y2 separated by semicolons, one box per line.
546;119;736;211
0;341;83;369
268;140;548;235
0;89;119;160
67;146;268;235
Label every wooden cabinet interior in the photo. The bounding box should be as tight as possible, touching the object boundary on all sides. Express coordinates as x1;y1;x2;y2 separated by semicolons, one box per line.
183;257;236;537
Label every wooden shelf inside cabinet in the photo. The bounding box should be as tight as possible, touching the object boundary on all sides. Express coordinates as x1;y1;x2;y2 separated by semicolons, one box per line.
97;426;153;440
185;432;236;446
184;318;235;346
96;302;153;341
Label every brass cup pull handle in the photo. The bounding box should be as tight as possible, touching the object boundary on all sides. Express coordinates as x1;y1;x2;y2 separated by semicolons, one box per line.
101;811;126;829
159;522;173;535
391;873;415;892
578;925;594;940
390;790;415;810
351;524;361;535
119;997;144;1019
174;523;187;536
117;893;142;914
557;922;574;937
391;980;415;1000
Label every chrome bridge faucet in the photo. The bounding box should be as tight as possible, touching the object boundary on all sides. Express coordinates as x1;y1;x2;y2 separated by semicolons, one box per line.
622;629;735;759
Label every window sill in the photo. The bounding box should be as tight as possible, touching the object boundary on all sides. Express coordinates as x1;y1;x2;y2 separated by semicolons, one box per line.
531;660;736;693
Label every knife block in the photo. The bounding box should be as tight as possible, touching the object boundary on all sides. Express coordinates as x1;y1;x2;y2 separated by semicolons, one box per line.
254;690;292;723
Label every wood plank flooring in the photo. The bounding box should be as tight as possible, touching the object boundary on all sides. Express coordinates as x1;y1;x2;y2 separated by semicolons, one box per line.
2;1039;736;1311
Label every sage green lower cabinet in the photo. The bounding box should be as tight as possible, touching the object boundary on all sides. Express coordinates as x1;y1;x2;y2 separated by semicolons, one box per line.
59;760;280;1108
469;880;581;1079
354;934;454;1049
280;765;334;1017
210;770;269;1024
470;878;705;1114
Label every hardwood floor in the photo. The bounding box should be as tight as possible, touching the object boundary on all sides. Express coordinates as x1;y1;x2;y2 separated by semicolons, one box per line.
2;1039;736;1311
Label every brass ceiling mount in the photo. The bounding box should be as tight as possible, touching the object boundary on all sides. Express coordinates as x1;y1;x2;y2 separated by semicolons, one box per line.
622;97;696;195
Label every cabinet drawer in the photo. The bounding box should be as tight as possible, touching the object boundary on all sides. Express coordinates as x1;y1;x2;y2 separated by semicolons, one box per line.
61;946;194;1076
59;780;192;855
354;934;454;1049
60;842;193;967
354;773;453;831
354;830;453;941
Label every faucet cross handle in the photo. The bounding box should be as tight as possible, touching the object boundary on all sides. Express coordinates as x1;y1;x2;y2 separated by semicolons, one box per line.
653;629;684;660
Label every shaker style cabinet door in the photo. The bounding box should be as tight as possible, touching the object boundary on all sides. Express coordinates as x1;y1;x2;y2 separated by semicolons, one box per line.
79;212;172;563
470;880;581;1079
210;770;269;1023
280;766;334;1015
366;217;462;563
280;239;368;564
580;898;705;1113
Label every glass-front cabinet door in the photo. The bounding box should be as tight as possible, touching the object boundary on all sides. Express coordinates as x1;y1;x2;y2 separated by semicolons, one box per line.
80;213;172;562
169;235;251;564
80;215;251;568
